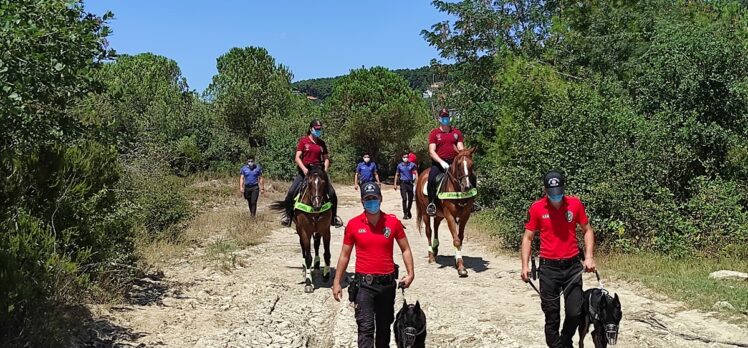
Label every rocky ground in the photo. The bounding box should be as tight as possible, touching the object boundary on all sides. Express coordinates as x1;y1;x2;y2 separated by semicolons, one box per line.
84;185;748;347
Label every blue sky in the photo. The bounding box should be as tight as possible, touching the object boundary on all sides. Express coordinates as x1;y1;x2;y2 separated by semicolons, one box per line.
86;1;449;92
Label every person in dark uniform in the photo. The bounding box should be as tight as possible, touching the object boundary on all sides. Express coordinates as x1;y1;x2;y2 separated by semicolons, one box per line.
354;153;381;190
521;170;597;348
239;156;264;217
332;182;415;348
394;152;417;219
426;109;465;216
280;120;344;228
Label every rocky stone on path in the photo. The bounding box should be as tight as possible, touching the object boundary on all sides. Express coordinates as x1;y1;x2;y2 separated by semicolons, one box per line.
709;270;748;281
712;300;735;311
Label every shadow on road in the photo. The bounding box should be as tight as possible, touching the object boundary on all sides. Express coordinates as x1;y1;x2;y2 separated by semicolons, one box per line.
435;255;490;273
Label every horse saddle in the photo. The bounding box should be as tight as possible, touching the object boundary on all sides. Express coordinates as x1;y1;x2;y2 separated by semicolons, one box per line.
421;173;477;200
421;173;444;196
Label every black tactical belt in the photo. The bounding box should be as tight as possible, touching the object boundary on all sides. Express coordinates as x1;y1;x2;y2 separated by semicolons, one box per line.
539;255;580;268
355;272;396;285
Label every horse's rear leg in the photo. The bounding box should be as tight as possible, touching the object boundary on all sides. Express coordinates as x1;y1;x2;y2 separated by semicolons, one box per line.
425;216;435;263
321;228;332;282
433;217;442;257
313;232;321;271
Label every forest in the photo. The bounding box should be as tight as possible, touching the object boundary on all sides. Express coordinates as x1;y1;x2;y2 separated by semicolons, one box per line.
2;0;747;344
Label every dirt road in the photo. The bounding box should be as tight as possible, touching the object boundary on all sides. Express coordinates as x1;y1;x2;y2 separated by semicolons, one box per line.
88;185;748;347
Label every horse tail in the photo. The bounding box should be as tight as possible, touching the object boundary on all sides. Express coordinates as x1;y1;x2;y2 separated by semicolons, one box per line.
269;200;290;219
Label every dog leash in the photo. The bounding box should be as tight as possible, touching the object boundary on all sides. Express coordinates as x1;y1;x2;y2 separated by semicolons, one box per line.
525;269;602;301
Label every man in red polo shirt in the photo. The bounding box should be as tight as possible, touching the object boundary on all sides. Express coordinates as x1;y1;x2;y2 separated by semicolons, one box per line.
521;170;596;348
332;182;415;348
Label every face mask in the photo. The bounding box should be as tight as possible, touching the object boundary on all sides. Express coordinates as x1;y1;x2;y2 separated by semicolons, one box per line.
311;129;322;137
363;157;370;163
248;162;255;168
363;199;381;214
439;116;451;126
548;194;564;203
402;157;408;162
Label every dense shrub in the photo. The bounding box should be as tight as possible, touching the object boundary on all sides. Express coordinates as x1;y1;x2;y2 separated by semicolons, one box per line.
428;0;748;255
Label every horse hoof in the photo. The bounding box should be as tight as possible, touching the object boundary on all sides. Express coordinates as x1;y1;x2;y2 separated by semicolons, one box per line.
304;285;314;293
428;252;436;264
322;273;330;282
458;268;468;278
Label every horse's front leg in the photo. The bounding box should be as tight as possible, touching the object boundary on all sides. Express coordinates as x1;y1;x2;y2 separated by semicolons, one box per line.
321;223;332;282
445;210;467;277
313;231;321;271
298;225;314;293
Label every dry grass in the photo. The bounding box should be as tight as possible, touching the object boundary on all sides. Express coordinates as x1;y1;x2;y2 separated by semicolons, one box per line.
136;175;285;272
469;211;748;323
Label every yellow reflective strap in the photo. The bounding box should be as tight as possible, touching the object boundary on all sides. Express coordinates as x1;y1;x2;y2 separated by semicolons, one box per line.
438;188;478;200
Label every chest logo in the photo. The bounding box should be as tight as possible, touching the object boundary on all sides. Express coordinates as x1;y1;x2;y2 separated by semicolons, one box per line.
383;227;392;239
304;144;310;151
453;133;458;141
566;211;574;223
542;214;550;219
358;228;366;234
436;134;442;141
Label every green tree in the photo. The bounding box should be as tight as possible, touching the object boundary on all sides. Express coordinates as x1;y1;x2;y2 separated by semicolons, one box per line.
324;67;431;178
0;0;129;344
206;47;293;142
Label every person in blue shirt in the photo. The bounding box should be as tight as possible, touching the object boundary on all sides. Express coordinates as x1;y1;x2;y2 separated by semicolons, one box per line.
394;152;418;219
354;153;381;190
239;156;265;217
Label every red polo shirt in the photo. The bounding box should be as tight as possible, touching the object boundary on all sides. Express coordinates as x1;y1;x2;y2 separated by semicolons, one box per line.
296;136;327;166
343;211;406;275
525;196;589;259
428;127;464;161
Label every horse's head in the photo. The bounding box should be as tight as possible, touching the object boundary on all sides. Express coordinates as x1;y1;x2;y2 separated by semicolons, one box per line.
304;168;329;211
449;147;476;192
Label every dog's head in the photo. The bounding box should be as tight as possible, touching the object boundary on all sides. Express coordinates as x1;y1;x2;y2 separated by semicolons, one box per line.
395;300;426;347
589;290;622;345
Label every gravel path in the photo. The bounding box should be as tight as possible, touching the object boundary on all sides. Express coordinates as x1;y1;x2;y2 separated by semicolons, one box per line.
87;185;748;348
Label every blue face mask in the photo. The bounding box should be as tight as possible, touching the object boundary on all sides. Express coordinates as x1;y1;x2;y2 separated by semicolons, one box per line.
548;194;564;203
363;199;381;214
311;129;322;137
439;116;451;126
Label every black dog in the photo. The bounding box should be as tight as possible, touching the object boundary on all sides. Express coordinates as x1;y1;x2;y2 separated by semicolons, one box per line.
579;288;622;348
394;299;426;348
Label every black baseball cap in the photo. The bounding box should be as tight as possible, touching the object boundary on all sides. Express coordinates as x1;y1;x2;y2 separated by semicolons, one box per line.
360;182;381;199
310;120;323;129
543;170;565;196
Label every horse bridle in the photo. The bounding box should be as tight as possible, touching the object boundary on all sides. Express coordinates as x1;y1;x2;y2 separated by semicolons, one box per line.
300;173;330;222
445;155;473;193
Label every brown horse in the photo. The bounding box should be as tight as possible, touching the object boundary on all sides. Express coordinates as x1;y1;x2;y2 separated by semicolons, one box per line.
415;148;476;277
270;168;333;293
